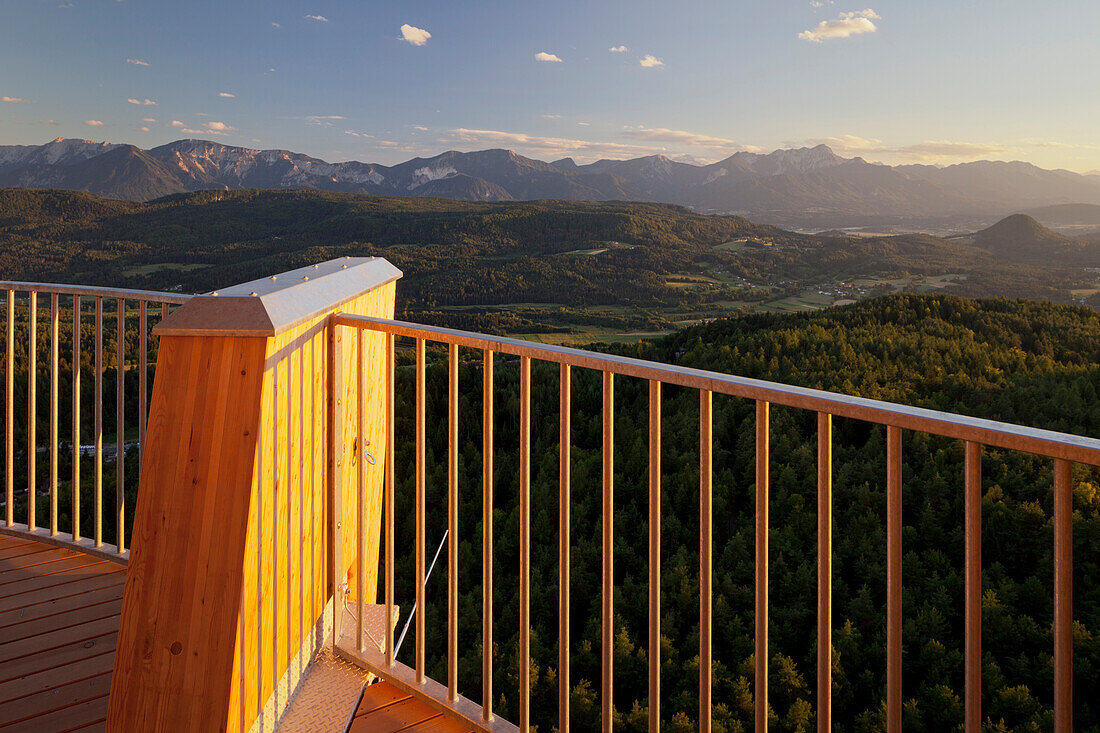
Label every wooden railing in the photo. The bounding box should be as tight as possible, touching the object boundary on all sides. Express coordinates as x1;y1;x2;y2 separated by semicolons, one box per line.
330;313;1100;733
0;283;190;560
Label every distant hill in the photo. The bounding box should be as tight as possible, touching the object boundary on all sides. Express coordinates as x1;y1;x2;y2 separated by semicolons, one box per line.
972;213;1085;259
4;138;1100;224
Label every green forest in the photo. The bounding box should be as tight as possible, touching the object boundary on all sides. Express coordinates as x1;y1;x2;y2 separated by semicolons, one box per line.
386;295;1100;732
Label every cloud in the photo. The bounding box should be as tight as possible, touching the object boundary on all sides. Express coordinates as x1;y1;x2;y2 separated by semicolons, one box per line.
810;0;834;7
304;14;328;22
639;54;664;68
83;120;105;127
799;9;880;42
412;125;428;131
140;126;150;132
400;23;431;46
127;98;156;105
577;122;591;126
204;121;234;132
126;58;150;66
1;96;34;104
271;22;280;28
609;45;629;53
344;130;373;138
446;128;669;163
542;114;562;119
142;117;156;122
535;51;563;63
800;134;1013;162
170;120;185;127
621;126;740;150
218;92;235;98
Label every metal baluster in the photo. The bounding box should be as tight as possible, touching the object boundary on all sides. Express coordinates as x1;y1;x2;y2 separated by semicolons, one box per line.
448;343;459;702
560;364;572;733
4;291;12;527
482;348;494;723
50;293;58;535
1053;458;1073;733
602;370;614;733
415;338;426;683
699;390;712;733
356;330;365;653
648;380;660;733
886;426;902;733
72;296;81;541
28;291;36;531
94;297;102;547
139;300;147;461
519;355;531;731
385;333;395;667
818;413;832;732
964;441;981;732
116;298;125;553
755;400;769;733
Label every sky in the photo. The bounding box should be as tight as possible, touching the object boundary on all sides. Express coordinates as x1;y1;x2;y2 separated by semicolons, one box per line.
1;0;1098;171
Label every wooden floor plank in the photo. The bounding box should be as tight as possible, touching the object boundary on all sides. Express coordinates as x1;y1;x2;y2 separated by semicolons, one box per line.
0;672;111;727
402;717;476;733
0;693;108;732
0;615;123;664
0;570;125;614
0;543;59;563
0;633;117;685
0;592;123;634
0;555;111;586
0;650;115;702
0;561;115;601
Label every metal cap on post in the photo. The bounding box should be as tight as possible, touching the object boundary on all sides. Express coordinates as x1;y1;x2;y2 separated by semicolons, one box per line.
155;257;401;338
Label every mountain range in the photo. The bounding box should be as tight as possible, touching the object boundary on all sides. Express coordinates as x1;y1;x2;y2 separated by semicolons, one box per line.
3;137;1100;226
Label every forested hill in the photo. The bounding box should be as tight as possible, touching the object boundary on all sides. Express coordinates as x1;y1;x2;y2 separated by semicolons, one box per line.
630;294;1100;435
412;295;1100;731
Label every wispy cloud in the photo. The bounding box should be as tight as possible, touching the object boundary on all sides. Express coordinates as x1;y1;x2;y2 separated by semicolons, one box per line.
400;24;431;46
800;134;1011;162
412;125;429;131
205;121;234;132
140;126;151;132
127;97;156;106
304;14;328;22
84;120;105;127
218;92;235;98
535;51;563;63
542;114;563;119
271;22;280;28
126;58;150;66
344;130;373;138
1;96;34;104
609;45;629;53
799;9;880;42
446;128;664;163
142;117;156;122
639;54;664;68
810;0;834;7
170;120;185;128
621;126;740;150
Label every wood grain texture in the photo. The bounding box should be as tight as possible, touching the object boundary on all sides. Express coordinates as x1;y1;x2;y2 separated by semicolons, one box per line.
0;535;124;733
107;277;395;733
106;335;267;732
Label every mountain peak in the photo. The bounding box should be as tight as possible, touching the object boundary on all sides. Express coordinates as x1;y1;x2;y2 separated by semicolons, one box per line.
974;213;1073;253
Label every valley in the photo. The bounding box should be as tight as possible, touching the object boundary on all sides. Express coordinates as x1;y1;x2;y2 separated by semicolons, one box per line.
1;188;1097;346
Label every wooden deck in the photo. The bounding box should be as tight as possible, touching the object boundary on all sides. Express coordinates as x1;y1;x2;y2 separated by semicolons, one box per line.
349;682;475;733
0;535;126;732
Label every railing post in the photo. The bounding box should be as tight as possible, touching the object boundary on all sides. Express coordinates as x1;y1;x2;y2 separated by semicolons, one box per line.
107;258;400;733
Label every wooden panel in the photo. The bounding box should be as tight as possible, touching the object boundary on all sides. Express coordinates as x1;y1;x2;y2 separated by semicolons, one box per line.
108;274;396;733
106;335;268;732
